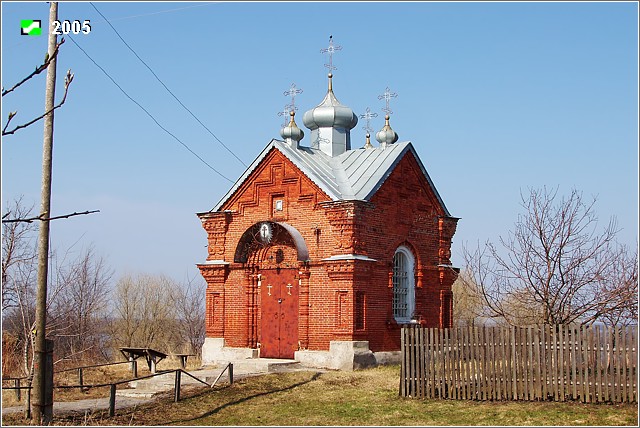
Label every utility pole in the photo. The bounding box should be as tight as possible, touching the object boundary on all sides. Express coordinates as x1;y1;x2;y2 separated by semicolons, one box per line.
32;1;58;423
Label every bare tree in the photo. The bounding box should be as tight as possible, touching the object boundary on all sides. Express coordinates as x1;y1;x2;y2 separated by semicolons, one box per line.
2;198;37;311
463;187;636;326
596;243;638;327
48;246;113;363
2;198;38;375
3;198;113;373
110;274;180;352
452;269;486;327
173;276;206;355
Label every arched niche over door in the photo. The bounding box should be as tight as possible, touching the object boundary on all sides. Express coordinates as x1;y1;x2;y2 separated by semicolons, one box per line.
234;221;309;264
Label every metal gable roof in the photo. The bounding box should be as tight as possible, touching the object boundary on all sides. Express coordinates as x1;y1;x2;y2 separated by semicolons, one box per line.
211;139;450;216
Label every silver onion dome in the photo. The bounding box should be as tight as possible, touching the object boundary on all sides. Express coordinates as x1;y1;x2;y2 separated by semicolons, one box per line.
280;111;304;146
302;73;357;156
375;115;398;147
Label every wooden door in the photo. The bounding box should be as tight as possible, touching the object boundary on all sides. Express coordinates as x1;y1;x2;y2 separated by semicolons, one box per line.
260;269;298;359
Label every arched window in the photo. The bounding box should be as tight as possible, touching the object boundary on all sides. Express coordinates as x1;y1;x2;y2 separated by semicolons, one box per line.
392;246;415;323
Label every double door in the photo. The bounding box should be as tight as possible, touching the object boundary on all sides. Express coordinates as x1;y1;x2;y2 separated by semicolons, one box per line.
260;269;298;359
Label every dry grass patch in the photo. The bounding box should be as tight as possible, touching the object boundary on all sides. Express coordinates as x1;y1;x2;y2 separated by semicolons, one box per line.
2;365;638;426
2;356;202;409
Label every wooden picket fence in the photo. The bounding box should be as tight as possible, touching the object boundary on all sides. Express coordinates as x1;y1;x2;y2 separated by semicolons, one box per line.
400;324;637;403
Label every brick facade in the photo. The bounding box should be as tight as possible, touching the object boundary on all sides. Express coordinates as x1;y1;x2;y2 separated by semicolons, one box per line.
197;145;458;356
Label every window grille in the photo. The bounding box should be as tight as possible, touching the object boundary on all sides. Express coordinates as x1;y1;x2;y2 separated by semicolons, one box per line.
393;251;409;319
392;246;415;323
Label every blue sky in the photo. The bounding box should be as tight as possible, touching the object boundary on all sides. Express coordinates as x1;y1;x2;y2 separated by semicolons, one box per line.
2;1;638;284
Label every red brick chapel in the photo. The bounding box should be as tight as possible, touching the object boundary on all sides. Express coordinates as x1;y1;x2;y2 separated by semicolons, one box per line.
197;58;459;370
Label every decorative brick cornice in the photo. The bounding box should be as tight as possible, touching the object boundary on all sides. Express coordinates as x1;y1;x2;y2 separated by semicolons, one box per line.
326;259;355;280
199;211;233;259
438;216;459;266
319;200;374;253
324;256;375;280
197;263;229;284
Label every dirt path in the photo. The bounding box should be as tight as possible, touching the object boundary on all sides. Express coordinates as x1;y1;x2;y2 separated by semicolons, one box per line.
2;395;153;416
2;360;307;418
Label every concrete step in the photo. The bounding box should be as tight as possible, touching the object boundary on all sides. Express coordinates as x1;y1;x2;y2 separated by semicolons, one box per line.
123;359;300;394
221;358;300;374
116;388;160;398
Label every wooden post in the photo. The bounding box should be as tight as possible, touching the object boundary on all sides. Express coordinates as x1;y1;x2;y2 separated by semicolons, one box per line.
174;370;181;402
32;3;59;423
131;359;138;378
400;327;406;397
15;378;21;401
229;363;234;384
78;368;84;391
109;384;116;417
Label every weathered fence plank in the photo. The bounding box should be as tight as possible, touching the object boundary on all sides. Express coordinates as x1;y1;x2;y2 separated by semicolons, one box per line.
461;326;469;400
400;325;637;404
621;326;628;403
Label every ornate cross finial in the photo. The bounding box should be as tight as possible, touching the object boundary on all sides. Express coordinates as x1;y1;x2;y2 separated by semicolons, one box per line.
360;107;378;134
277;104;295;126
378;87;398;115
284;83;303;109
320;35;342;72
278;83;303;126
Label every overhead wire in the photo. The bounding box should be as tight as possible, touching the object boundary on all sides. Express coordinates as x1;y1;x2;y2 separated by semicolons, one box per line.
90;2;248;168
91;3;218;23
66;35;234;183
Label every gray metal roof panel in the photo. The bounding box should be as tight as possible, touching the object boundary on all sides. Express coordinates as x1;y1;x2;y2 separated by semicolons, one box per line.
211;139;451;217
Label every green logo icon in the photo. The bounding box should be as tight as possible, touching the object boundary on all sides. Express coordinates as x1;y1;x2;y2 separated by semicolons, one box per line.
21;19;42;36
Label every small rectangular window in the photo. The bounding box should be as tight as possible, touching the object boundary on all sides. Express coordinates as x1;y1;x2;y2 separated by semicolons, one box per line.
271;194;285;215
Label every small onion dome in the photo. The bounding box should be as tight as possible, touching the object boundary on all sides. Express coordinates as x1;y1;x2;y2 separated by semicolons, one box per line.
280;111;304;146
376;114;398;146
363;133;373;149
303;73;358;132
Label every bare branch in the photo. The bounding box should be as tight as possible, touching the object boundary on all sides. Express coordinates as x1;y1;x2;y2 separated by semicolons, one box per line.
2;111;17;135
2;69;75;136
2;39;65;97
462;187;633;327
2;209;99;224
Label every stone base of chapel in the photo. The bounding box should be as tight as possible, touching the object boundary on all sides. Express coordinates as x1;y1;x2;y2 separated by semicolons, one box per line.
201;338;258;365
202;338;401;371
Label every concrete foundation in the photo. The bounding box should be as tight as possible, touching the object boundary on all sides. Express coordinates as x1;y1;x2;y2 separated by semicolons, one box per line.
373;351;402;366
201;338;258;365
203;338;400;371
295;341;378;370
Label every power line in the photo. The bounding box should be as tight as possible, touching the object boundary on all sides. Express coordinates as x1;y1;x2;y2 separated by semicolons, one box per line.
67;35;234;183
90;2;247;168
92;3;218;23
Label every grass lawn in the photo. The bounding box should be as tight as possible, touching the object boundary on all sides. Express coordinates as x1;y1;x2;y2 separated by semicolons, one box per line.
2;365;637;426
